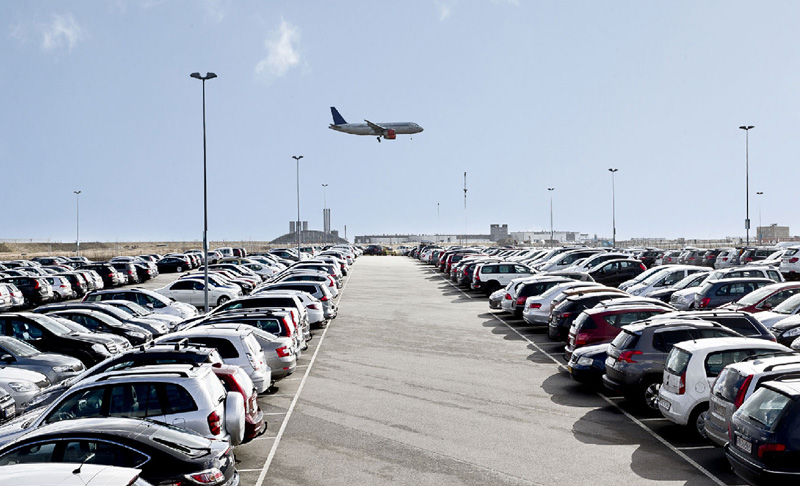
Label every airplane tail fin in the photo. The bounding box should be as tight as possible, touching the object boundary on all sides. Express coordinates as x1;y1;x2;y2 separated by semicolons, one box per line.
330;107;347;125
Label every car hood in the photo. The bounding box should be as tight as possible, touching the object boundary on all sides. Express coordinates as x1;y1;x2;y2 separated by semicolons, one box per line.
13;354;83;369
65;332;118;345
573;342;610;359
0;407;46;447
672;288;699;298
772;316;800;332
0;367;47;382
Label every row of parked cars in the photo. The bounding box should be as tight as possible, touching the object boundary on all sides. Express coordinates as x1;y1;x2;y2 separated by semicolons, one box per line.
413;243;800;485
0;244;360;485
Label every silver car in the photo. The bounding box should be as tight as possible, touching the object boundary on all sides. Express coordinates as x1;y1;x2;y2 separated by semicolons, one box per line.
0;337;84;384
0;367;49;413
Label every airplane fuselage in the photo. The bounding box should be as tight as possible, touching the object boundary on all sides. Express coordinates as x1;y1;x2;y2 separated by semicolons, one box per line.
329;122;423;136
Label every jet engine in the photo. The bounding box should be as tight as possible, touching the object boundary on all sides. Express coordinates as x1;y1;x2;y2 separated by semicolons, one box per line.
383;129;396;140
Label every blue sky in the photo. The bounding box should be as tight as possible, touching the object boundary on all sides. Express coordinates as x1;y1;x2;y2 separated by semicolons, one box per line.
2;1;799;243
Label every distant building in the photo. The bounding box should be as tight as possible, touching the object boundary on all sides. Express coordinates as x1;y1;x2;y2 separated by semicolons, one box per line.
490;224;508;242
758;224;790;243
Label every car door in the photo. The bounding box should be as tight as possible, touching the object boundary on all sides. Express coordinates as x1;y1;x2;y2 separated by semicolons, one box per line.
165;280;195;304
107;382;166;424
57;438;149;467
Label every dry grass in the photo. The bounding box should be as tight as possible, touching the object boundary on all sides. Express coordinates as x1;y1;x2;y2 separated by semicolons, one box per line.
0;241;278;261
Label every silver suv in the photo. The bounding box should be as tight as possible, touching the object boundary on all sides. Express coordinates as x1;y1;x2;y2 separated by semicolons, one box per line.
0;364;245;447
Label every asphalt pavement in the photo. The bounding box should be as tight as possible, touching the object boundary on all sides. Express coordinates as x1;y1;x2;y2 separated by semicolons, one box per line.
220;256;744;486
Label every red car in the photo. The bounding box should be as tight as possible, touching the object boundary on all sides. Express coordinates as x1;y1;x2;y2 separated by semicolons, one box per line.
718;282;800;313
213;364;266;443
564;304;670;361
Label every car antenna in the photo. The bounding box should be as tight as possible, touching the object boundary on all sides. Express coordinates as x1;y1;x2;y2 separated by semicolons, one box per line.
72;452;96;474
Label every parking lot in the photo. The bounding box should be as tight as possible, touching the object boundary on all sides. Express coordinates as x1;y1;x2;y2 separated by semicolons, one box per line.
215;256;742;485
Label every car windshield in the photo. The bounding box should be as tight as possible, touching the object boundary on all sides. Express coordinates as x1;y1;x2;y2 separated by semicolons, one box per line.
736;387;792;430
773;293;800;315
641;269;673;285
0;338;40;357
665;348;692;375
736;286;780;306
27;314;72;336
674;273;709;290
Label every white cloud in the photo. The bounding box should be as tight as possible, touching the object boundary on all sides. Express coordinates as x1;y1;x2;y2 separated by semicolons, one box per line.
255;19;301;79
436;0;458;21
41;13;83;52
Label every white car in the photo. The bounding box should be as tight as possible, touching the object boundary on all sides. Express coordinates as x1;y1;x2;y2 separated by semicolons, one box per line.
0;367;49;413
472;262;535;295
273;270;339;298
155;278;242;308
669;266;783;310
533;249;605;273
522;281;603;324
780;245;800;278
562;252;630;273
755;293;800;328
658;337;789;437
626;265;709;297
157;328;271;394
44;276;73;301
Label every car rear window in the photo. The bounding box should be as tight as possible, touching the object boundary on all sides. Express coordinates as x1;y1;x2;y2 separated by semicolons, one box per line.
712;367;749;402
611;329;639;351
706;317;757;337
665;348;692;375
736;387;793;431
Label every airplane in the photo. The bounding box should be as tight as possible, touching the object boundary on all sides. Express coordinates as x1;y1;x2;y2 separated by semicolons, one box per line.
328;107;423;142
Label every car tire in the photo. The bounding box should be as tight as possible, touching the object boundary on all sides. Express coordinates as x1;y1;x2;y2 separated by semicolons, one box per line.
690;404;709;439
176;266;182;272
641;377;662;412
217;296;230;307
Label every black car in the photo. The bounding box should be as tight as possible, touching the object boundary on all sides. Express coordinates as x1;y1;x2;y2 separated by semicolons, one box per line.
663;310;776;341
587;259;646;287
566;342;609;386
700;249;724;268
726;377;800;485
0;277;53;308
53;273;88;298
0;312;120;366
0;417;238;486
78;263;122;287
156;257;189;273
33;302;169;338
39;309;152;346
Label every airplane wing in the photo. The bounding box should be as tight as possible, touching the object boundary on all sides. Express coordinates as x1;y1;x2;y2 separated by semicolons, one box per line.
364;120;386;131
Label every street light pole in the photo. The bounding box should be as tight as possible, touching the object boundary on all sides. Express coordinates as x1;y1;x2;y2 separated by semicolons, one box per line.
548;187;555;248
739;125;754;246
293;155;303;257
321;183;328;246
756;191;764;244
190;71;217;313
608;168;618;248
73;191;81;256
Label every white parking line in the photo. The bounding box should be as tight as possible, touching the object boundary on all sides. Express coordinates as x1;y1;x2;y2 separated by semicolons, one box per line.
430;269;728;486
677;445;717;451
254;266;355;486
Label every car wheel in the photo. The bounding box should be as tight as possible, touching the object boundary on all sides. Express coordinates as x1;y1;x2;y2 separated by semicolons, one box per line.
642;378;661;411
217;296;230;307
176;266;182;272
690;404;709;439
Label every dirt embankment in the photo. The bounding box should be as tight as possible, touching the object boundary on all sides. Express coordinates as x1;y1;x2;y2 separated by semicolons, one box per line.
0;241;276;261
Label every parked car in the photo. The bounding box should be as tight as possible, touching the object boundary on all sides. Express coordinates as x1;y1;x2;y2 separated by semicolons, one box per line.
587;259;646;287
725;378;800;484
0;336;84;384
694;277;775;309
83;289;199;320
0;462;150;486
660;250;683;266
0;364;245;446
54;273;88;299
647;271;711;304
34;302;169;339
602;318;741;410
779;244;800;280
522;281;602;325
626;265;709;297
213;363;266;443
0;313;122;366
658;337;789;437
718;282;800;314
659;310;777;341
0;284;24;310
670;266;783;310
564;304;670;360
547;290;630;341
155;257;189;273
255;281;336;322
156;327;271;394
755;293;800;328
768;315;800;346
155;278;242;308
501;277;572;318
77;264;122;288
0;277;53;308
0;417;239;485
0;367;49;413
567;342;610;386
471;262;535;295
706;353;800;448
713;248;739;269
38;309;152;346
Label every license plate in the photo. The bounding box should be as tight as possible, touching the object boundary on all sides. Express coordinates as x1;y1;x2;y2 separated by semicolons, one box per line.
659;398;671;411
712;400;726;418
736;436;752;454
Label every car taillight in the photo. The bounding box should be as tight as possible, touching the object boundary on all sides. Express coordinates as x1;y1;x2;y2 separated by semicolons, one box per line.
734;375;754;409
189;468;225;484
33;280;40;289
247;353;261;371
516;296;527;306
575;333;590;347
758;443;786;458
276;346;291;357
639;263;646;271
504;293;512;300
475;274;481;282
744;257;753;263
108;273;114;278
791;258;799;264
618;350;642;363
320;295;329;301
699;297;711;308
207;411;221;435
678;372;686;395
308;304;319;310
249;392;258;414
528;303;541;309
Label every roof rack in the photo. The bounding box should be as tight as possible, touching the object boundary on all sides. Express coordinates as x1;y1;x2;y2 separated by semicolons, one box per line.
96;368;194;380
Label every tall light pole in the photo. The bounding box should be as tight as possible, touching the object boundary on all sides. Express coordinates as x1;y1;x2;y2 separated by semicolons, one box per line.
190;71;217;313
739;125;754;246
756;191;764;244
608;168;618;248
73;191;81;256
548;187;555;247
293;155;303;257
321;183;328;246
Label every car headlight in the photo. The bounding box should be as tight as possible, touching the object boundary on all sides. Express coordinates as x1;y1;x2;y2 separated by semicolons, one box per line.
577;356;595;367
782;327;800;338
91;344;111;356
8;381;38;392
630;288;642;296
128;331;146;339
52;365;74;373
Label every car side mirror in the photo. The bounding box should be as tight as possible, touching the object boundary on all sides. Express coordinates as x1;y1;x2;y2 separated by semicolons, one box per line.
761;302;773;310
0;354;13;363
146;303;154;310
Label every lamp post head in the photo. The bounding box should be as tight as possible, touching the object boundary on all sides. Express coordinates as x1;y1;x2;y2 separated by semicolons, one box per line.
739;125;755;130
74;190;81;195
757;191;763;195
292;155;303;161
608;168;618;173
547;187;554;191
190;72;217;80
